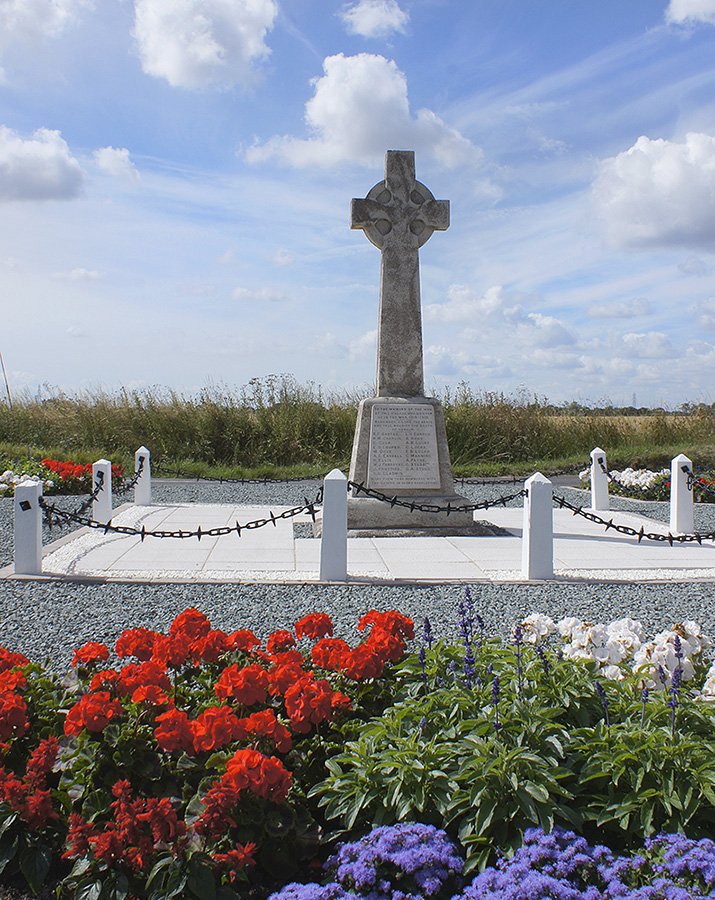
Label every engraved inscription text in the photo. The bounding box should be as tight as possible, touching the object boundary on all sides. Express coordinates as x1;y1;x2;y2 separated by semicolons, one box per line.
367;404;440;489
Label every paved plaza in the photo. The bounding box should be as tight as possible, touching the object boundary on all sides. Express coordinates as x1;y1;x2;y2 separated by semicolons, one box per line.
4;501;715;584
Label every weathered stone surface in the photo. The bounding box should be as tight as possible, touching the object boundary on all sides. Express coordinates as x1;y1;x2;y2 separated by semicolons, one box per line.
347;150;472;532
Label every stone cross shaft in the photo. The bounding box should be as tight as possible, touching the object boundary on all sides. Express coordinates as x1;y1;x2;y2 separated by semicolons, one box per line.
351;150;449;397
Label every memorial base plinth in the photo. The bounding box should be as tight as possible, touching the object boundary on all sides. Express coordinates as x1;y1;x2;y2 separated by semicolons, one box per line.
345;394;473;533
345;496;475;531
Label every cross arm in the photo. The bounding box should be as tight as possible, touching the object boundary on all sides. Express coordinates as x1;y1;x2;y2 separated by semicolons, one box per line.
351;198;388;231
421;198;449;232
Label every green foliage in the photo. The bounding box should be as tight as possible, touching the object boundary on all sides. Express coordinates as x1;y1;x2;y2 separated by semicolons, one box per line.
312;636;715;872
2;376;715;474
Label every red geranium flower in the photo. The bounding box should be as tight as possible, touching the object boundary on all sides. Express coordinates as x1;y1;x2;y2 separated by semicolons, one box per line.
235;709;292;753
224;747;292;803
64;692;123;736
72;641;110;668
191;705;240;753
169;608;211;642
294;613;334;641
214;664;268;706
154;708;194;755
311;638;351;671
283;674;335;734
0;693;28;742
115;627;160;661
358;609;414;640
192;629;233;664
0;647;30;673
230;629;261;652
266;630;296;654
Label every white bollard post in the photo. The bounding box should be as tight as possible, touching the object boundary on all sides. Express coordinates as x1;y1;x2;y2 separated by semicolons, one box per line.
522;472;554;580
320;469;347;582
590;446;609;511
92;459;113;525
134;446;152;506
670;453;694;535
14;480;43;575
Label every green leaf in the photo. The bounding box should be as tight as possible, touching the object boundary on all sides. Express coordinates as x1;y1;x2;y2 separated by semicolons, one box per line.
19;843;51;895
74;877;103;900
188;862;216;900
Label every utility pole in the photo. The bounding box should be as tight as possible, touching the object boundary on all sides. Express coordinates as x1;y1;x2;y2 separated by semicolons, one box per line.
0;350;12;409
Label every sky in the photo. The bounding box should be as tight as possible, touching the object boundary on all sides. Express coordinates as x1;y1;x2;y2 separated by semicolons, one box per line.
2;0;715;408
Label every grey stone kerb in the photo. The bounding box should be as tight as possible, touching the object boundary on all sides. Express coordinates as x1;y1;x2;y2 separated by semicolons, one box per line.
351;150;449;398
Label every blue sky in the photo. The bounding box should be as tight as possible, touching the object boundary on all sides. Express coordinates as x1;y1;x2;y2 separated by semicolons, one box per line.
2;0;715;407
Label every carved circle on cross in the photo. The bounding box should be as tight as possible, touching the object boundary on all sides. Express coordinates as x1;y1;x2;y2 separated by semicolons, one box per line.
361;178;439;250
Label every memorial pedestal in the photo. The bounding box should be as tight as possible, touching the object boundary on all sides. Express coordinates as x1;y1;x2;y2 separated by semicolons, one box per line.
346;395;474;531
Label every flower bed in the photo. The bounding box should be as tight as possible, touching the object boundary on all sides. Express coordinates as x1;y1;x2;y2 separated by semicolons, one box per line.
0;457;124;498
578;465;715;503
1;599;715;897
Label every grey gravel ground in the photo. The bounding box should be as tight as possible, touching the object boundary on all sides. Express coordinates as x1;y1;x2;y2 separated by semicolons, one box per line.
2;477;715;670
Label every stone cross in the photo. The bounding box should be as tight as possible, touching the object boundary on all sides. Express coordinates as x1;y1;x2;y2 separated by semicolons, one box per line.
351;150;449;397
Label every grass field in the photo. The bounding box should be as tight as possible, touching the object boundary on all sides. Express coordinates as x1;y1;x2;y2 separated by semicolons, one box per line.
1;378;713;478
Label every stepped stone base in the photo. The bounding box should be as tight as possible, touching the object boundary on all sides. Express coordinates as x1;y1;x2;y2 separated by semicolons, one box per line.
346;394;473;532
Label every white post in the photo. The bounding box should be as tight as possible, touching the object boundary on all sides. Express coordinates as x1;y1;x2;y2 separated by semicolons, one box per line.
92;459;112;525
320;469;347;582
670;453;694;534
134;446;152;506
590;446;609;511
14;480;43;575
522;472;554;580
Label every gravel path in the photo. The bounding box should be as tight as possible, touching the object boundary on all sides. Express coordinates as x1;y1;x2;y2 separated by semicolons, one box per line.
2;478;715;669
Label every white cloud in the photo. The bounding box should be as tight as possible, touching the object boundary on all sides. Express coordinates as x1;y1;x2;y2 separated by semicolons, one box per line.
93;147;140;181
348;329;377;360
0;0;90;55
521;313;576;348
0;127;84;201
425;285;520;323
340;0;409;38
132;0;278;90
54;268;101;281
247;53;480;168
271;249;294;267
588;297;652;318
666;0;715;24
678;255;711;275
593;132;715;250
232;286;287;302
695;297;715;329
622;331;674;358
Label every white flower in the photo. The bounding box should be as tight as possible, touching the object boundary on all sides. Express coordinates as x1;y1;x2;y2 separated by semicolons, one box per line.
520;613;555;644
0;483;7;493
699;661;715;700
1;470;13;483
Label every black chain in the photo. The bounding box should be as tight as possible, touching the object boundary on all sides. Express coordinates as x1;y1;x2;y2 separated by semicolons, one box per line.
347;481;526;514
39;488;323;540
71;471;106;517
552;494;715;545
114;455;146;496
596;457;615;483
151;461;328;485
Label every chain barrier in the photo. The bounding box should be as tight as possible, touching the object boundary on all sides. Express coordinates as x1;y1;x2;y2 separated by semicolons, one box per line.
38;488;323;541
552;494;715;545
597;457;616;483
346;481;526;514
114;455;146;497
70;471;106;517
151;461;328;485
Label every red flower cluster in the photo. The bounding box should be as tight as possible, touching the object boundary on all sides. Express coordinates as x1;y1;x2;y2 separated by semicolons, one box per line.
64;780;187;875
42;458;124;483
196;748;292;838
64;691;123;736
71;641;110;668
0;649;30;744
211;842;257;882
295;613;334;641
0;736;59;830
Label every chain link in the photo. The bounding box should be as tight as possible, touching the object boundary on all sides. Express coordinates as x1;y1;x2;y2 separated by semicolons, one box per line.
39;487;323;540
347;481;526;514
151;461;327;485
114;455;146;496
552;494;715;545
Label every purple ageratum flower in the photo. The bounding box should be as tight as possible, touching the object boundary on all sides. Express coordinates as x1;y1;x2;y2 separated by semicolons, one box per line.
595;680;610;728
268;883;352;899
326;823;464;898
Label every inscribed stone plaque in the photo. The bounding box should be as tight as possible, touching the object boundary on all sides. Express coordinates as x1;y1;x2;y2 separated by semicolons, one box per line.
367;404;440;489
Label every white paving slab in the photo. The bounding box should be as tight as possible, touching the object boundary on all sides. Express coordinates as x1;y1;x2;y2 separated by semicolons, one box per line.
3;502;715;584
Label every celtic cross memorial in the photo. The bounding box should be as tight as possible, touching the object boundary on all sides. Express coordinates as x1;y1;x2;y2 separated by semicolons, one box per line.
346;150;473;532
